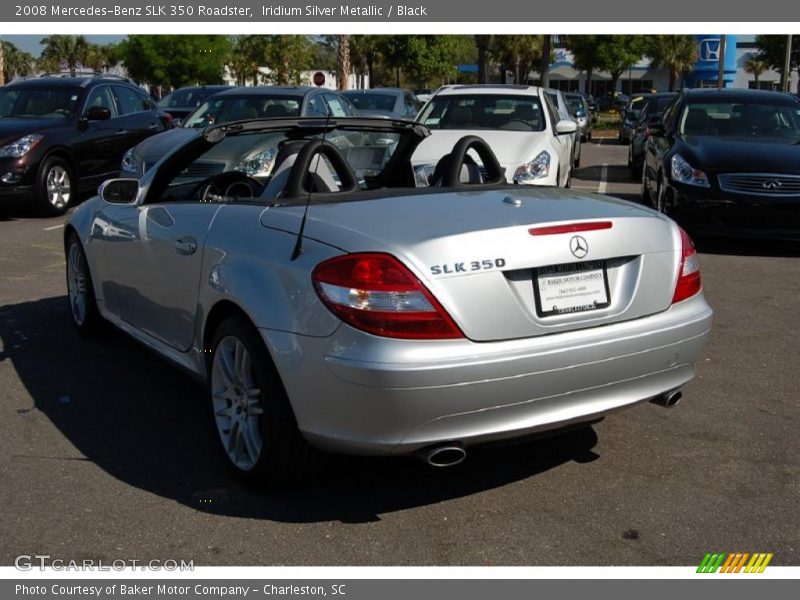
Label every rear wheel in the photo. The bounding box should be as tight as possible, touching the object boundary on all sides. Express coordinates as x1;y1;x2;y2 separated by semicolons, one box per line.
65;233;102;337
209;316;322;487
641;163;652;205
37;156;73;216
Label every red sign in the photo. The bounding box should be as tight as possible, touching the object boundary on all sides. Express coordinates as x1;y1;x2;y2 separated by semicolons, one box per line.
313;72;326;87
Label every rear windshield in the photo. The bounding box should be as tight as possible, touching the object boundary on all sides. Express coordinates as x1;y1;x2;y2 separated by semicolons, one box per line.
680;101;800;138
417;94;547;132
158;89;213;109
0;87;80;118
183;96;303;127
345;94;397;112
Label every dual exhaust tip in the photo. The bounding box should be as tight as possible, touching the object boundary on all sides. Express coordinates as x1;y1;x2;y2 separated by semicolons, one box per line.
419;389;683;467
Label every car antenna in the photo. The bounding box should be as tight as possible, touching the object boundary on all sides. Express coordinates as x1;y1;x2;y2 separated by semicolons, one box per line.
291;110;332;261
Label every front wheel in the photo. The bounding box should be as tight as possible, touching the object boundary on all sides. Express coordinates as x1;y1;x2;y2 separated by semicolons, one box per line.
209;316;322;487
65;233;103;337
37;157;73;216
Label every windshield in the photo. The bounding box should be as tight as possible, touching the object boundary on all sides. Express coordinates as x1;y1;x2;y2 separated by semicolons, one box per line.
344;94;397;112
680;101;800;138
0;87;80;118
417;94;547;132
566;97;585;114
183;96;303;128
627;97;647;114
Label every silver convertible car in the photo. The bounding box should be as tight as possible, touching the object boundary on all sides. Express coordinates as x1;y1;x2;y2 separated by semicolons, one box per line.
64;117;713;486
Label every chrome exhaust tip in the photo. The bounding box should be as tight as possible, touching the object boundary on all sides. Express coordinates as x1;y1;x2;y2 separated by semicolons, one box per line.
650;389;683;408
421;445;467;468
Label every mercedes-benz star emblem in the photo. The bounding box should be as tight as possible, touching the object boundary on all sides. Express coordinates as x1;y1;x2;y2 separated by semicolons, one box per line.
569;235;589;259
762;180;782;191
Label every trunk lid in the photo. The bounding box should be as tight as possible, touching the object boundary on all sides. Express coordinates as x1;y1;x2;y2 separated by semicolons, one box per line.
262;187;682;341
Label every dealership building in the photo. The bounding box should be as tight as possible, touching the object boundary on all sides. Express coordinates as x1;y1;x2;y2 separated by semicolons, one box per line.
544;36;799;95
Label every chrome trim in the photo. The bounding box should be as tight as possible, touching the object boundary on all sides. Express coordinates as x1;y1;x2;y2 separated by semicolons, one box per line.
718;172;800;197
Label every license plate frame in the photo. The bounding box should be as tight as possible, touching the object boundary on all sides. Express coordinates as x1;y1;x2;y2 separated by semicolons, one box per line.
533;260;611;317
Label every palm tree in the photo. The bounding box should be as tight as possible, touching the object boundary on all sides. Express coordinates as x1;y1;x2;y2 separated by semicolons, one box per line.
1;41;35;82
475;35;492;84
337;35;351;90
490;36;543;85
647;35;699;92
39;35;90;75
744;55;769;88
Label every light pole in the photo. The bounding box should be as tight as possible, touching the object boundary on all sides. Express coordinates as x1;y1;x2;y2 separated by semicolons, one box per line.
783;34;793;92
717;35;726;89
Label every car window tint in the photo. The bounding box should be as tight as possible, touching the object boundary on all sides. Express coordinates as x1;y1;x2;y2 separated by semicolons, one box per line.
113;85;150;115
345;94;397;112
324;95;348;118
84;86;116;117
417;94;547;132
0;87;80;118
307;95;329;117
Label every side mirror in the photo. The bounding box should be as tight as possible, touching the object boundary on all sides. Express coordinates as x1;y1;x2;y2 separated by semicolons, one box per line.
99;178;140;205
647;121;666;137
555;119;578;135
84;106;112;121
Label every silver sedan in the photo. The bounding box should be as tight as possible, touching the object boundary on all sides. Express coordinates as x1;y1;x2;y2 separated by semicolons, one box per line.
65;117;713;486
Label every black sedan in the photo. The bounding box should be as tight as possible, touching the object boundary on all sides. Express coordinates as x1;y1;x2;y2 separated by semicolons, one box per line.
628;92;677;178
642;89;800;239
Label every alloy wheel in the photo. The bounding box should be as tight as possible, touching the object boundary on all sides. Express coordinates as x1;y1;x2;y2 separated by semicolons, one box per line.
46;165;71;210
66;242;87;326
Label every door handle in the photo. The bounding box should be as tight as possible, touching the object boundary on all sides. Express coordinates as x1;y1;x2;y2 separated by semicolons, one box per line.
174;236;197;255
147;124;159;131
115;129;129;136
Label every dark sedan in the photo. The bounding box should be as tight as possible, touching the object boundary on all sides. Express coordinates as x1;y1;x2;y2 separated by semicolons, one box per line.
628;92;677;178
342;88;422;120
0;75;170;215
156;85;230;122
642;89;800;239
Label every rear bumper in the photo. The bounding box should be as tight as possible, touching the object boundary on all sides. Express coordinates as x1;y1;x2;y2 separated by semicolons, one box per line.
262;293;713;455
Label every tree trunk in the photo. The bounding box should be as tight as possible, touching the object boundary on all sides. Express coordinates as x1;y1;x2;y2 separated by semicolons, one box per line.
395;66;400;88
366;55;374;88
500;66;507;85
337;35;350;91
0;41;5;86
475;35;489;84
668;69;676;92
539;35;551;88
585;68;593;96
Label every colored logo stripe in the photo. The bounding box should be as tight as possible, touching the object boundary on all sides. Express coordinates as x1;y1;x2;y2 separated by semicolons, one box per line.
697;552;773;573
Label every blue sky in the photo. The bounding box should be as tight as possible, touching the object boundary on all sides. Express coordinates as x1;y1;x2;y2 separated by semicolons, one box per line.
4;35;126;56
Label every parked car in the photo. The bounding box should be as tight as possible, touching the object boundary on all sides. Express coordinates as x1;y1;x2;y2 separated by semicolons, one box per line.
586;96;599;122
642;88;800;239
64;116;713;485
413;85;576;187
0;75;171;215
414;88;433;102
628;92;677;179
546;89;581;167
342;88;422;120
619;94;649;144
157;85;230;123
120;86;358;178
564;92;592;142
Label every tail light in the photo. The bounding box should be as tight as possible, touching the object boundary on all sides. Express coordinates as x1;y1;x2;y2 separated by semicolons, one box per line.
672;227;702;303
312;253;463;339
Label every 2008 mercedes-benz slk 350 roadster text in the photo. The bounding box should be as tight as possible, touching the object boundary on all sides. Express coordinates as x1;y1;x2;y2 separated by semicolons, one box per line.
64;117;713;486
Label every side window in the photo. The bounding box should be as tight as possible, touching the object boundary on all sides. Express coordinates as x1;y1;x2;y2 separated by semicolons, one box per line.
404;95;419;116
113;85;149;115
307;94;329;117
84;86;117;117
662;99;680;132
324;94;348;117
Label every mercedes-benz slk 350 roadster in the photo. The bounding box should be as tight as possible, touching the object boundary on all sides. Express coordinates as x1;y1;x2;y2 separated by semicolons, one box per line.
64;117;713;486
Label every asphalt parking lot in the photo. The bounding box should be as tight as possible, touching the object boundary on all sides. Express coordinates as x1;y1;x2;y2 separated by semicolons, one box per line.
0;139;798;567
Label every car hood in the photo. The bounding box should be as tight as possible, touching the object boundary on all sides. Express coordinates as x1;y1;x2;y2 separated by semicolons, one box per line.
0;118;67;145
412;129;553;169
131;127;200;166
678;135;800;174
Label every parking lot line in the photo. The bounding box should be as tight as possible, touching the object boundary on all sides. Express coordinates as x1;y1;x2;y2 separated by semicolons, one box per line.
598;164;608;194
42;224;64;231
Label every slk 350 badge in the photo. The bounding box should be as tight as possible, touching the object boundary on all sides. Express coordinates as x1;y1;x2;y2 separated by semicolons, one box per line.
430;258;506;275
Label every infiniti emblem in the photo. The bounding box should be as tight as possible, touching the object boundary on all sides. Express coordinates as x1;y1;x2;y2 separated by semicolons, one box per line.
569;235;589;258
762;179;782;191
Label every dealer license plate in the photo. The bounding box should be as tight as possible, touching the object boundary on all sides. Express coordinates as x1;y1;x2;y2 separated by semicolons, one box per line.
534;260;610;317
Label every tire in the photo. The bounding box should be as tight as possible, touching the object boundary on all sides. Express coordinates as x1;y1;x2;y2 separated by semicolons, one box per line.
565;165;572;189
209;316;322;487
37;156;73;216
573;150;581;169
65;233;103;337
641;163;652;205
